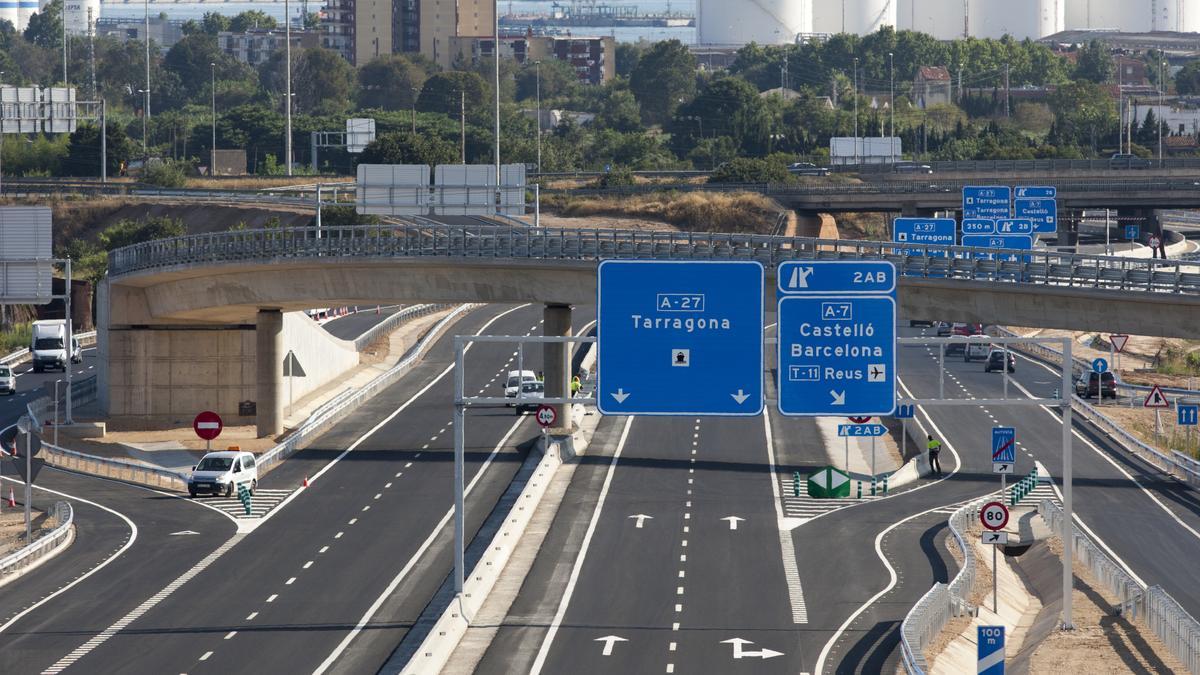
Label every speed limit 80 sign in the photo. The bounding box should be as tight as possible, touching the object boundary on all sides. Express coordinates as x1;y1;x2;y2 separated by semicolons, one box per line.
979;501;1010;531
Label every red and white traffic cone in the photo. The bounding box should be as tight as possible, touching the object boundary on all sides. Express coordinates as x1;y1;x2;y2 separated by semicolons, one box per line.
302;476;309;488
7;487;15;508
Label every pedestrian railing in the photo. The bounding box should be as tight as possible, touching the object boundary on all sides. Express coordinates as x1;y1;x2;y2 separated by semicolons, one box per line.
104;223;1200;299
900;499;981;674
0;500;73;579
1039;499;1200;673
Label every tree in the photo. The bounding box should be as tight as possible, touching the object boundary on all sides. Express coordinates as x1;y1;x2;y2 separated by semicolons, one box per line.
230;10;276;32
292;48;356;115
164;35;229;96
670;76;771;156
1049;81;1117;153
595;87;641;132
708;157;789;183
98;217;186;251
62;122;134;177
515;58;578;102
616;42;647;77
418;71;489;118
1074;40;1113;84
1176;61;1200;95
357;54;428;111
23;0;61;51
629;40;697;125
357;132;457;167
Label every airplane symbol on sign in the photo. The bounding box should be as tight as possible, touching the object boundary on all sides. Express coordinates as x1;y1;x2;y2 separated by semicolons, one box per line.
871;366;884;379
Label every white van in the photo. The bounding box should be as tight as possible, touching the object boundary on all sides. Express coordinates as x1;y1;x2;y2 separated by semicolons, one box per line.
30;320;82;373
187;451;258;498
504;370;538;406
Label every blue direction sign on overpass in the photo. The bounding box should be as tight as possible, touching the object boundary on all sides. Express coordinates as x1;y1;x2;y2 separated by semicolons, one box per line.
995;219;1034;235
777;260;896;297
778;295;896;417
1014;186;1056;199
597;260;764;416
963;186;1012;220
838;423;888;437
893;218;956;254
962;218;995;235
961;234;1034;262
1014;197;1057;234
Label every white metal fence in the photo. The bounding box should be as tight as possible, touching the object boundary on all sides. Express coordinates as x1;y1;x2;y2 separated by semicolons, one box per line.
900;499;982;673
0;500;73;578
351;303;447;352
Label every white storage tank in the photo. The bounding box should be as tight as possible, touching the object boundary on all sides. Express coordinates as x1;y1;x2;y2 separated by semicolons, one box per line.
813;0;897;35
697;0;811;45
1153;0;1200;32
969;0;1063;39
898;0;967;39
14;0;39;31
1064;0;1152;31
62;0;99;36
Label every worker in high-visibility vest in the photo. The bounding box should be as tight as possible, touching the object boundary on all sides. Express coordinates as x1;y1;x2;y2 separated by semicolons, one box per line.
927;435;943;478
570;375;582;397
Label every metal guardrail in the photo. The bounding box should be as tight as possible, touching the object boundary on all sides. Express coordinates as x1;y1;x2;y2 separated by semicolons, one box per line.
1039;499;1200;673
0;500;72;579
901;499;981;674
105;224;1200;298
256;304;476;475
351;304;448;352
852;158;1200;174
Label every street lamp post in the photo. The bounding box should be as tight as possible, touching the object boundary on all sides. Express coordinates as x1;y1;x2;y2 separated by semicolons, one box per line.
493;1;502;203
138;88;149;156
210;62;216;170
535;61;542;173
144;0;150;157
888;51;894;164
853;57;859;166
1160;60;1166;167
411;87;419;135
285;0;293;176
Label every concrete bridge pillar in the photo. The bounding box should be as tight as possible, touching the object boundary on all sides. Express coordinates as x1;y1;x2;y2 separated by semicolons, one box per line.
256;309;284;438
543;303;574;431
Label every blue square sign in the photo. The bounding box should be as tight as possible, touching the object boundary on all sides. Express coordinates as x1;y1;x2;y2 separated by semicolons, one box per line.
1179;405;1198;426
597;260;764;416
978;625;1005;675
777;295;896;417
893;218;956;254
1014;197;1057;234
963;186;1012;220
992;427;1016;463
777;260;896;297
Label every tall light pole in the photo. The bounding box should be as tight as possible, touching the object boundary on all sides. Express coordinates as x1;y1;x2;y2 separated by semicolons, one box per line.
62;0;67;85
210;62;217;168
888;51;894;164
411;87;419;135
1159;59;1166;167
493;1;501;185
285;0;293;176
853;56;859;166
144;0;150;157
535;60;542;173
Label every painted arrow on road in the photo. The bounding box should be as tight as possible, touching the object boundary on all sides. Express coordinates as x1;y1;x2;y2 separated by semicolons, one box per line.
628;514;653;528
611;389;630;403
169;530;199;536
595;635;628;656
720;638;783;660
731;389;750;404
721;516;744;530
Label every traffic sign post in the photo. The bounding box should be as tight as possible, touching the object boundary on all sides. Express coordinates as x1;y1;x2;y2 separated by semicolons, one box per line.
994;219;1034;235
963;186;1012;220
777;260;895;297
960;234;1034;264
1014;197;1057;234
892;218;956;255
597;260;764;416
992;426;1016;500
896;403;914;458
1180;404;1198;450
193;411;223;452
961;218;995;235
980;501;1010;614
838;424;887;437
1110;334;1129;372
1145;385;1171;446
1092;358;1108;374
807;466;851;499
535;404;557;428
978;625;1005;675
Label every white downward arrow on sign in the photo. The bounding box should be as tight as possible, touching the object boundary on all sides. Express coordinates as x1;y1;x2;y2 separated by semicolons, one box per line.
721;638;784;660
595;635;628;656
629;514;653;528
611;388;630;403
830;390;846;406
721;516;744;530
731;389;750;404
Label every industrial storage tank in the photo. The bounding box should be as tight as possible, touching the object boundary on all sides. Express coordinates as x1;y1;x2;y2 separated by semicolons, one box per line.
1153;0;1200;32
813;0;897;35
13;0;39;31
1064;0;1152;32
898;0;966;39
969;0;1064;39
696;0;811;45
62;0;100;36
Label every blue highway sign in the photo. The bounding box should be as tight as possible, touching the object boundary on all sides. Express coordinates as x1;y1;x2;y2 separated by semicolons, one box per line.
1092;358;1108;373
1014;186;1056;199
963;186;1012;220
961;218;995;235
1125;224;1140;240
895;403;915;419
1179;405;1198;426
995;219;1034;235
961;234;1034;262
597;260;764;416
838;423;888;437
777;260;896;296
893;217;956;255
1014;197;1057;234
992;427;1016;463
978;625;1005;675
777;295;896;417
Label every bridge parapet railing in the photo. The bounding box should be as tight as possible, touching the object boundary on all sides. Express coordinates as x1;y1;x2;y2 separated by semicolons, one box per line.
108;224;1200;297
0;501;73;579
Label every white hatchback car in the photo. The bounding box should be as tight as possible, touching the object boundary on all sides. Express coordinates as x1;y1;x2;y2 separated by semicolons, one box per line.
0;365;15;395
188;451;257;498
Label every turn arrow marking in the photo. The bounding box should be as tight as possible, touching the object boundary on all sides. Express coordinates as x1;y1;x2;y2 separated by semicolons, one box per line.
595;635;628;656
169;530;199;536
611;389;630;403
721;637;784;660
628;514;653;528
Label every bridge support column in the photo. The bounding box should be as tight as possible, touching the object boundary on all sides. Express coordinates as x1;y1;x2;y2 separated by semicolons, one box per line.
256;309;284;438
543;303;574;432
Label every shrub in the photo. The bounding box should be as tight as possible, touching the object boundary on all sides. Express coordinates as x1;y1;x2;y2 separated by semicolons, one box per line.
142;159;188;188
708;157;789;184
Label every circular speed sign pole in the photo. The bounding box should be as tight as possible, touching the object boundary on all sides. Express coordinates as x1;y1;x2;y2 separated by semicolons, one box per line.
980;501;1010;613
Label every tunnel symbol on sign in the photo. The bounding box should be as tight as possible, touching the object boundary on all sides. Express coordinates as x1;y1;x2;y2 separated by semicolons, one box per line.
673;349;690;367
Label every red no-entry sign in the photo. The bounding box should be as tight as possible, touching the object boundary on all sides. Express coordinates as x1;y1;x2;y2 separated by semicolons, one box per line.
193;411;223;441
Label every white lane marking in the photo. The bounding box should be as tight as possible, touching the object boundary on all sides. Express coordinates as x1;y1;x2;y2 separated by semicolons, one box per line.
245;612;258;620
199;651;212;661
0;472;139;635
334;532;344;539
319;546;329;554
285;577;296;585
303;561;313;569
267;594;279;602
224;631;237;640
313;411;530;674
40;535;243;674
529;416;635;675
764;408;806;624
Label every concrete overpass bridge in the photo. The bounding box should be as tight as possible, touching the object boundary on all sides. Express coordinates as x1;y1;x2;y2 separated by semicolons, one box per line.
99;223;1200;436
